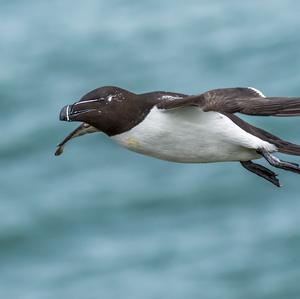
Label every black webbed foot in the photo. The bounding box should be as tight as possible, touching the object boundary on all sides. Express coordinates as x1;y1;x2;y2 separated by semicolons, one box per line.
240;160;281;187
257;150;300;175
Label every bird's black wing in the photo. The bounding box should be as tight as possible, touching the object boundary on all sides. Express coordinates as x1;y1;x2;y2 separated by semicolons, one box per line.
157;87;300;117
157;87;300;156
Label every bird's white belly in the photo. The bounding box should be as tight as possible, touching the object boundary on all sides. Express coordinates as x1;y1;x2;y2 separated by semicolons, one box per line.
111;107;276;163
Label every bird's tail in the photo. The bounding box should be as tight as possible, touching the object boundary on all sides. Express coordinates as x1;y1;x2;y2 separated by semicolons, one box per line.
255;125;300;156
225;113;300;156
272;139;300;156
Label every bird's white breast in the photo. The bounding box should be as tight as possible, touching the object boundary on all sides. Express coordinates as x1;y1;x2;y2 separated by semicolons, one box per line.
111;106;276;163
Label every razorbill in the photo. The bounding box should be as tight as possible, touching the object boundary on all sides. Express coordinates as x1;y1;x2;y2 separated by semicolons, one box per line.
56;86;300;187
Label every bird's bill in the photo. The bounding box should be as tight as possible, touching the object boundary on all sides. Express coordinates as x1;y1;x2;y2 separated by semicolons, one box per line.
59;104;98;123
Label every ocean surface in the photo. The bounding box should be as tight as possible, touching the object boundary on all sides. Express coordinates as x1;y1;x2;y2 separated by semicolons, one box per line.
1;0;300;298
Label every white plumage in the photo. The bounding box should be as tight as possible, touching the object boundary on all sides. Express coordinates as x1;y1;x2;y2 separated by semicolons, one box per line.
111;106;276;163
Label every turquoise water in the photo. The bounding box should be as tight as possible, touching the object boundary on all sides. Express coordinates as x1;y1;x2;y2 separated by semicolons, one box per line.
1;1;300;298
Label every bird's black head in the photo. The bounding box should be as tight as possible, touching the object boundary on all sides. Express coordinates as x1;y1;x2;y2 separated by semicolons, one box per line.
59;86;154;136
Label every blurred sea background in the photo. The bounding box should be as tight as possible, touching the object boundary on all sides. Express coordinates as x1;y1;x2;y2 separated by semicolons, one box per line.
1;0;300;298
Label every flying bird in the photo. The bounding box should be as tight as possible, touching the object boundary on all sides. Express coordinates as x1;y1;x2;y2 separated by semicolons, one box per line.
56;86;300;187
